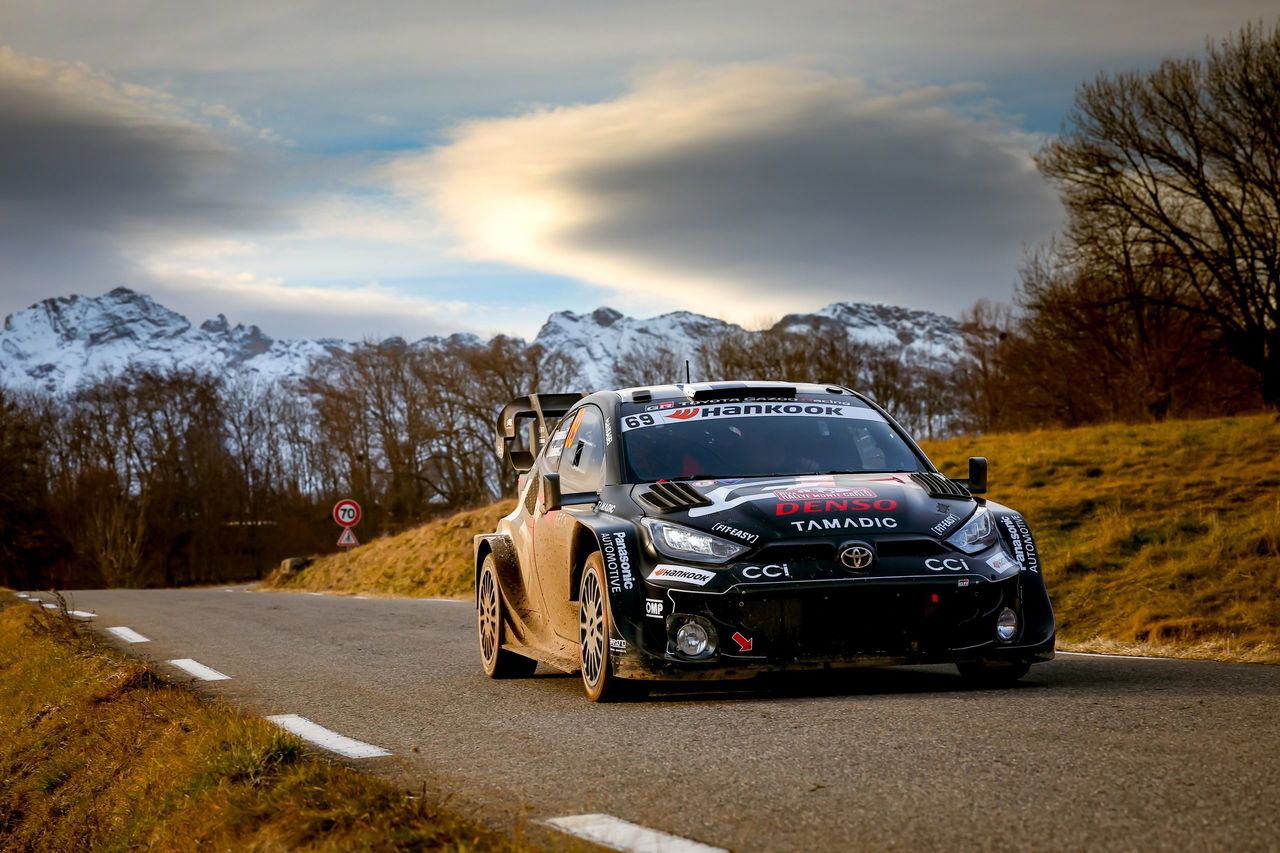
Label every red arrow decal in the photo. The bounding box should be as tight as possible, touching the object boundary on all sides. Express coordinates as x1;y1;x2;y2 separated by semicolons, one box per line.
731;631;753;652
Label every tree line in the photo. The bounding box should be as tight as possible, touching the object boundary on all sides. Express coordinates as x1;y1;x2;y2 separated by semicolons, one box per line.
1;22;1273;590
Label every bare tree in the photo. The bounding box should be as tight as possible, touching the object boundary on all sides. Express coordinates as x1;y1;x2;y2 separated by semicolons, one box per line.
1037;21;1280;405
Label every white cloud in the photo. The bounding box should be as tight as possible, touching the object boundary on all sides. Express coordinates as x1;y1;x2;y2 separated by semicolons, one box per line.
143;265;480;341
393;63;1062;320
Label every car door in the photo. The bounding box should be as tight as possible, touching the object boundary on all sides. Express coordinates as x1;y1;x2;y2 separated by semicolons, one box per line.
533;404;608;641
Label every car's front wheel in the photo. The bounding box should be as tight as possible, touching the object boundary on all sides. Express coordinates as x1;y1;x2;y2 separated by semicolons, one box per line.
578;552;648;702
477;555;537;678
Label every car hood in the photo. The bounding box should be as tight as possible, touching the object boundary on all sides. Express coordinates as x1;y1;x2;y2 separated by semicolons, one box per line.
631;473;975;542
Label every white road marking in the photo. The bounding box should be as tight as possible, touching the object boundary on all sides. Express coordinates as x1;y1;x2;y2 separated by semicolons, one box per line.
353;595;368;600
167;659;231;681
546;814;726;853
421;598;469;603
265;714;391;759
106;626;150;643
37;602;93;617
1060;651;1173;661
14;592;28;598
308;592;325;596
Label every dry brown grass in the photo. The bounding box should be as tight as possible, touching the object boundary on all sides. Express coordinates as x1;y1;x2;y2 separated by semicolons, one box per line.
274;414;1279;664
921;412;1280;663
0;598;529;852
269;501;515;599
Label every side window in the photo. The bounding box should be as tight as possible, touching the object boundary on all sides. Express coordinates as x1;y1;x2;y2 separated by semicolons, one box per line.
558;406;607;493
542;411;576;465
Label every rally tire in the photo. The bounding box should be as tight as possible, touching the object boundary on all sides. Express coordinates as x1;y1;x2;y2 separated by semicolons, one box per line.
956;659;1030;686
477;555;537;678
578;552;648;702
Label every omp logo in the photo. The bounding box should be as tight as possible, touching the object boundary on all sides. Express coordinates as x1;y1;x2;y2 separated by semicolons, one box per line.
645;598;664;617
667;408;700;420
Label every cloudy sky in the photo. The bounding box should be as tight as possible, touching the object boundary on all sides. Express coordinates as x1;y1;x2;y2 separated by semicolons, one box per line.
1;1;1274;339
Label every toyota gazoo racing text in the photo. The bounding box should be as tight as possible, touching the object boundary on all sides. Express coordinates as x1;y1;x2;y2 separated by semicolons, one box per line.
474;381;1054;701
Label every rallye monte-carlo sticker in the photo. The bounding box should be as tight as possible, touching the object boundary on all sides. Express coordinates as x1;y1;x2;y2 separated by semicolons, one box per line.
619;401;888;432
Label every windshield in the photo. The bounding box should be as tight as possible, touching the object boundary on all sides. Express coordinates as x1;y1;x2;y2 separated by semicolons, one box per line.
619;398;925;482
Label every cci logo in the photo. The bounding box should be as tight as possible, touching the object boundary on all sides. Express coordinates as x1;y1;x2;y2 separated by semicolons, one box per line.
839;544;875;570
925;558;967;572
741;563;791;579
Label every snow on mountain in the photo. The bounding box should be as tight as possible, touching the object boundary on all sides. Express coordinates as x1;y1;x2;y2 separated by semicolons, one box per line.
0;288;350;392
533;306;742;389
0;288;965;395
772;302;963;368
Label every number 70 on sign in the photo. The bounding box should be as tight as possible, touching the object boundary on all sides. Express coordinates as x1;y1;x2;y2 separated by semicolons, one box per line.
333;499;361;546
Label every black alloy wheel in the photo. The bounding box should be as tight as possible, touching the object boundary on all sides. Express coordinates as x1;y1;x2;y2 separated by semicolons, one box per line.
478;555;537;678
578;552;648;702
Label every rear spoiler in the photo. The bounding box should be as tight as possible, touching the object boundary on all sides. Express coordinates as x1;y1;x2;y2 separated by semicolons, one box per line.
496;393;588;473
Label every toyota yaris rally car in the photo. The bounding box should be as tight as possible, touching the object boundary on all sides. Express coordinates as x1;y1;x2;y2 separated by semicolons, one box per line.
475;381;1054;701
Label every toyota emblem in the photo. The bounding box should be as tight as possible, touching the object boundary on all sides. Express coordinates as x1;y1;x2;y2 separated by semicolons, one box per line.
840;544;875;570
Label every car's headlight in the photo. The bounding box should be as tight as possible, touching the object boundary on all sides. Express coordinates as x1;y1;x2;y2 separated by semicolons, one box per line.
640;518;748;564
946;507;999;554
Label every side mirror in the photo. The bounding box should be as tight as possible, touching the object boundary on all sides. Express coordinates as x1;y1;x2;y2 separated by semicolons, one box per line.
541;473;563;512
966;457;988;494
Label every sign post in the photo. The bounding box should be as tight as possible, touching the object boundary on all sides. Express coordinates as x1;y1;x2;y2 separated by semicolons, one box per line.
333;499;362;548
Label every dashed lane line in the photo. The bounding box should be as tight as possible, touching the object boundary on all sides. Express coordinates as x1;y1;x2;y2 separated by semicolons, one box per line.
38;602;95;618
546;814;727;853
167;659;231;681
105;626;150;643
265;715;391;759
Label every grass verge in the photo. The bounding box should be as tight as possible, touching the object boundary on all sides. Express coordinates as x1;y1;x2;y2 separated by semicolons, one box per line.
0;597;529;852
270;501;515;599
921;413;1280;664
273;414;1279;664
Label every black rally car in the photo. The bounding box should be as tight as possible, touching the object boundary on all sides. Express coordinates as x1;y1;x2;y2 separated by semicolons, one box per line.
475;381;1054;701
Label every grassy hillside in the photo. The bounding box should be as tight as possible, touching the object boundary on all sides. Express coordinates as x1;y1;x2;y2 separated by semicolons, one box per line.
0;599;529;852
920;413;1279;662
272;500;516;599
276;414;1279;662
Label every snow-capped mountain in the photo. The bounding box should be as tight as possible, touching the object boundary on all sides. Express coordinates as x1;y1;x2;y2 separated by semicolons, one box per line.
0;288;964;394
0;288;352;391
537;301;964;388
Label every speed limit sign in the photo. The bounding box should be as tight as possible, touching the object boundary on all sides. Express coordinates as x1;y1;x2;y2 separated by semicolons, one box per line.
333;499;362;528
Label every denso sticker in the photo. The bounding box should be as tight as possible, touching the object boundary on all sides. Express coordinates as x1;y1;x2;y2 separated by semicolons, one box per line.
775;498;897;515
620;402;886;432
647;565;717;586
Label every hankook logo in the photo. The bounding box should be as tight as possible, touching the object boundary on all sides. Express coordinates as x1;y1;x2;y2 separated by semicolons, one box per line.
840;544;875;570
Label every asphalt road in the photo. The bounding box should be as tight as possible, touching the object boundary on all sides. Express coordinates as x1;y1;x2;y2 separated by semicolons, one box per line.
17;587;1280;852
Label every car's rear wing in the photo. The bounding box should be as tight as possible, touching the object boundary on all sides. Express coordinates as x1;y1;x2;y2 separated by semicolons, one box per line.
496;393;588;473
